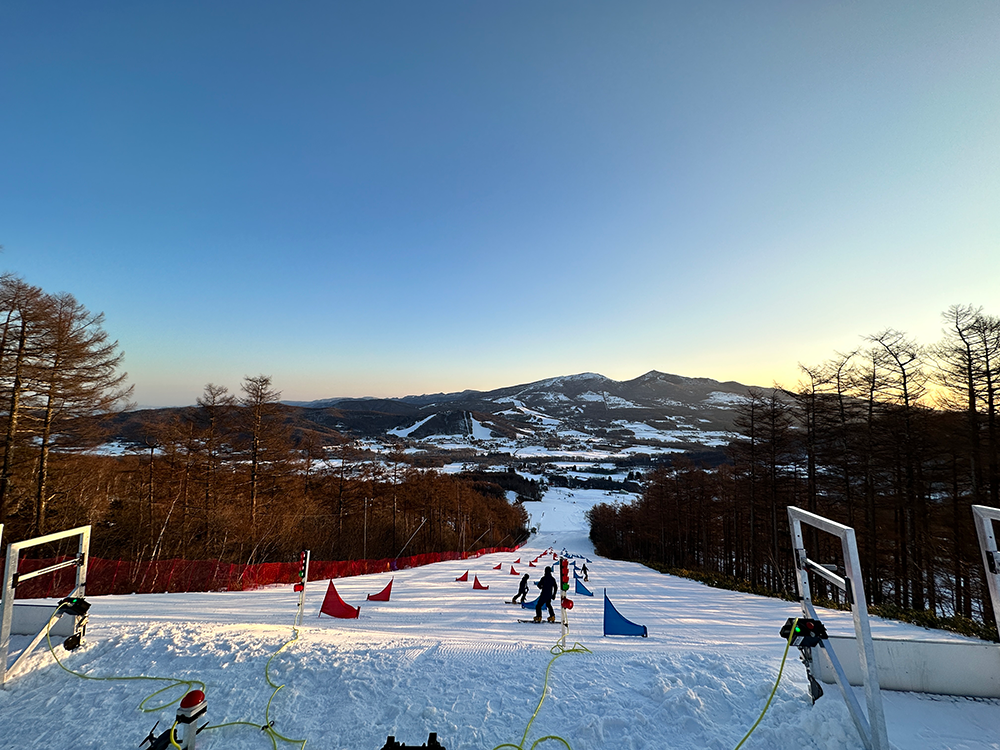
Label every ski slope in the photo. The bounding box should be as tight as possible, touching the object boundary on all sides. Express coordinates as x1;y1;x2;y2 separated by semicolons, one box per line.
1;487;999;750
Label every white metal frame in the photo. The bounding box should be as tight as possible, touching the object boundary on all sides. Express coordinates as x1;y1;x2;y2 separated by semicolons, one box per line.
788;507;889;750
972;505;1000;636
0;525;91;686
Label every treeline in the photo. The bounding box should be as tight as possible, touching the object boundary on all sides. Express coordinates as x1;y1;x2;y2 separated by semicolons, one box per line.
589;306;1000;637
0;274;132;535
0;274;528;564
92;378;528;564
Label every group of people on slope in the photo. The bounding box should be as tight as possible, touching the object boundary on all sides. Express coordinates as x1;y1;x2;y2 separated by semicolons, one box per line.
510;562;589;623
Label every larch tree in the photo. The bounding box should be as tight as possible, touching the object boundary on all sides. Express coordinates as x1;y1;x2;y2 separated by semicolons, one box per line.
236;374;285;531
194;383;236;552
0;278;50;525
31;291;132;534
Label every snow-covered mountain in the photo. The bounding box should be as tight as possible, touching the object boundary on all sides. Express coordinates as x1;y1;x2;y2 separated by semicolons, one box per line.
290;371;759;455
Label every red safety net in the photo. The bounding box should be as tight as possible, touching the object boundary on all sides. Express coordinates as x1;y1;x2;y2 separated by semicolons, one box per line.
4;543;521;599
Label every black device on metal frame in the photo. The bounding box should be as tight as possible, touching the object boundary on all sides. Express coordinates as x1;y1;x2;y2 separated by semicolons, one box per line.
779;617;828;648
58;596;91;617
57;596;90;651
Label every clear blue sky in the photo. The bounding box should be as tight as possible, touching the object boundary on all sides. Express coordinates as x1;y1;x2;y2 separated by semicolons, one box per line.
2;2;998;407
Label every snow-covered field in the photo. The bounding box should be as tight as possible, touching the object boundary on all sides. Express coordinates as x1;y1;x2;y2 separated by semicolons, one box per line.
2;486;999;750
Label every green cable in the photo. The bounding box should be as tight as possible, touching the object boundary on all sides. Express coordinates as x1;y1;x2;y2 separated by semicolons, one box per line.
493;640;592;750
44;607;204;713
493;616;797;750
46;602;306;749
201;626;307;750
731;617;797;750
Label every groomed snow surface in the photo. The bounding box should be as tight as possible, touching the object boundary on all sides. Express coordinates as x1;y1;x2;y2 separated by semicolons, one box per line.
2;487;999;749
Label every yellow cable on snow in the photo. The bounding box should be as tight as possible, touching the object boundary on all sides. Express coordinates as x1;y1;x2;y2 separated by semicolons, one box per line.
200;627;307;750
731;617;797;750
45;603;306;749
44;608;204;713
493;639;592;750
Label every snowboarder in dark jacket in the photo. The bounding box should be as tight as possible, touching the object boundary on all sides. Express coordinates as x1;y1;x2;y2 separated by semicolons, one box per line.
534;567;557;622
581;563;589;582
512;573;530;604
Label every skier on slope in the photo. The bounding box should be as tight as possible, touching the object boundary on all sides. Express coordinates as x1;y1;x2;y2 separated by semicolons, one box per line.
511;573;530;604
581;563;589;582
534;567;557;623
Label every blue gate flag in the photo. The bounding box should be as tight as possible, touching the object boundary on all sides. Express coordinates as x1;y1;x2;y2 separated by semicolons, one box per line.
603;589;647;637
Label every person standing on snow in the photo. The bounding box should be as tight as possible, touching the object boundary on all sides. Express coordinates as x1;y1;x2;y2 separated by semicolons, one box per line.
512;573;530;604
534;567;557;623
581;563;589;582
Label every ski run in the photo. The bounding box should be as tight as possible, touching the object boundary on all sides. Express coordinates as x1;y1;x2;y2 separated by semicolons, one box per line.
2;484;999;750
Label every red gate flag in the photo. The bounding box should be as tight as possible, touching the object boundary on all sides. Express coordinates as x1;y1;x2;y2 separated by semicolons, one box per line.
320;581;359;619
367;579;393;602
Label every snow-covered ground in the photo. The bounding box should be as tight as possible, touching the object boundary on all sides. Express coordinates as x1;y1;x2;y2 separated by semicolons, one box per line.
2;486;999;749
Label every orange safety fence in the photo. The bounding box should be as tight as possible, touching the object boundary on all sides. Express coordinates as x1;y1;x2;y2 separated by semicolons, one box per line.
3;544;523;599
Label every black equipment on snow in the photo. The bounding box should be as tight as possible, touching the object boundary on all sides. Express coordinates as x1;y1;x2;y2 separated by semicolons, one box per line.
380;732;445;750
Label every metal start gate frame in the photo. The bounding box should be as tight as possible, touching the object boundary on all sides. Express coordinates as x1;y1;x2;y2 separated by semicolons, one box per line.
787;507;890;750
972;505;1000;637
0;525;91;686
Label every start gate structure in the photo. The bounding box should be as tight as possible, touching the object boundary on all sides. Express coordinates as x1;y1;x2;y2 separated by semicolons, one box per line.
787;506;890;750
0;525;91;686
972;505;1000;636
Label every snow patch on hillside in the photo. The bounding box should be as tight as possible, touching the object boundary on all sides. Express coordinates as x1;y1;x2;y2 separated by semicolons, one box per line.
468;415;493;441
704;391;748;407
388;414;437;437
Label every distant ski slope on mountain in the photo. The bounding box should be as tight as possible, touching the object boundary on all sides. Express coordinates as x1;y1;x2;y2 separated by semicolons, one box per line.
286;370;760;453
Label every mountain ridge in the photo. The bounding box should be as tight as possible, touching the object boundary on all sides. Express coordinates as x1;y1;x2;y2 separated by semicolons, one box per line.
284;370;755;409
110;370;766;458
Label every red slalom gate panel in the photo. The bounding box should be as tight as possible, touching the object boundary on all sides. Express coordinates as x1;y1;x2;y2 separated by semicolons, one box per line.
367;579;393;601
320;581;360;619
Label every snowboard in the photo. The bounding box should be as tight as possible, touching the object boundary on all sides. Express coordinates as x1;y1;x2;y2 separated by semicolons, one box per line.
517;619;560;624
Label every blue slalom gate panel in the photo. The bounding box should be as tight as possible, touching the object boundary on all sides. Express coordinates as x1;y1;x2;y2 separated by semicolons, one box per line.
575;579;594;596
603;589;647;637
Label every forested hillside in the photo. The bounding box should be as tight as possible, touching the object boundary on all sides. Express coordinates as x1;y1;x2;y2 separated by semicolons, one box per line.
0;274;528;564
589;307;1000;639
